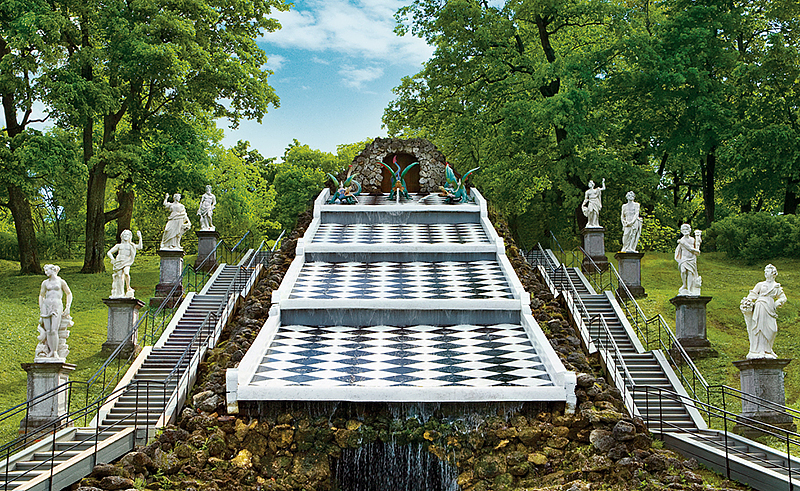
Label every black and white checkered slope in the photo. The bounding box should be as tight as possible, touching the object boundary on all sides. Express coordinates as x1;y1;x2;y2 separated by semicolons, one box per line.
289;260;513;300
250;324;554;388
312;223;489;245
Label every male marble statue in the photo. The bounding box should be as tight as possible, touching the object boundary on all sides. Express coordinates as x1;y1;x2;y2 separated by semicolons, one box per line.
620;191;643;253
160;193;191;250
675;224;702;296
581;178;606;228
197;185;217;231
36;264;72;360
107;229;143;298
740;264;787;359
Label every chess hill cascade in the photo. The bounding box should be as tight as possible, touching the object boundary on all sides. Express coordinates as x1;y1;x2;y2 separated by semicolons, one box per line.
75;210;746;491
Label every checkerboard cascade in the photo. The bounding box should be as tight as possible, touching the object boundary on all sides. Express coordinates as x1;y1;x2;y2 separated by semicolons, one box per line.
312;223;489;245
288;260;513;300
251;324;555;388
230;189;573;405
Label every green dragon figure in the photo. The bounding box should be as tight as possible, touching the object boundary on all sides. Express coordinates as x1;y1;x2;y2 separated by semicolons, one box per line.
327;166;361;204
381;156;419;202
440;162;479;204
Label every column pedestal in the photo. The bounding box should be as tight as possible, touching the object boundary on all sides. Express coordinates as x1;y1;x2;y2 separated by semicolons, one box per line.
150;249;185;308
20;361;76;434
615;252;646;298
733;358;795;438
195;230;220;272
101;297;145;356
670;295;717;359
581;227;608;272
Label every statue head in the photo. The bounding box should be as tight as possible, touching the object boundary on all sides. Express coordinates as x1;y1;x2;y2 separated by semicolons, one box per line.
173;193;181;202
680;223;692;236
44;264;60;276
588;180;595;189
765;264;778;280
626;191;635;201
120;229;133;242
205;185;212;193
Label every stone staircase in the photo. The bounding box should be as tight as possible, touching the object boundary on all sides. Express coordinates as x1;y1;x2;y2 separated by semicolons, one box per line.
528;246;800;491
0;259;262;491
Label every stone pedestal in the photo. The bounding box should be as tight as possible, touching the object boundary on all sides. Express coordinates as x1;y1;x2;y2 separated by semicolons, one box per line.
102;297;145;356
195;230;220;272
615;252;646;298
581;227;608;272
733;358;795;438
150;249;185;308
20;361;76;434
670;295;717;359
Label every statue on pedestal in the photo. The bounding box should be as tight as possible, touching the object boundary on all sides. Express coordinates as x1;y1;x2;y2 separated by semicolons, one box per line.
620;191;642;253
160;193;191;250
740;264;787;359
675;224;702;296
581;178;606;228
107;229;143;298
36;264;72;360
197;185;217;230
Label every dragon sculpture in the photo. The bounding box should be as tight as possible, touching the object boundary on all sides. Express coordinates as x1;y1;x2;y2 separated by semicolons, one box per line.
380;156;419;202
327;165;361;204
439;162;479;204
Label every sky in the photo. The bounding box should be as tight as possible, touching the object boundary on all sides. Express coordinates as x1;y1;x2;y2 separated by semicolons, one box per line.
219;0;435;160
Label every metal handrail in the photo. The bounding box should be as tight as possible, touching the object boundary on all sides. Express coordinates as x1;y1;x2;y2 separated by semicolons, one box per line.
638;385;800;487
589;313;637;415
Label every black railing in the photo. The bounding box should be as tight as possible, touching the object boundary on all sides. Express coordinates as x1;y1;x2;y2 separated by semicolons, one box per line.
1;379;163;491
638;386;800;488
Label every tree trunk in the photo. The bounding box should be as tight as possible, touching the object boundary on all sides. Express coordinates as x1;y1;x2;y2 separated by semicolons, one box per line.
702;148;716;226
115;183;135;242
81;162;108;273
7;184;43;275
784;175;800;215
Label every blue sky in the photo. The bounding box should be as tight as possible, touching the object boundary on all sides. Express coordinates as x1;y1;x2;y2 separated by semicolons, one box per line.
219;0;435;160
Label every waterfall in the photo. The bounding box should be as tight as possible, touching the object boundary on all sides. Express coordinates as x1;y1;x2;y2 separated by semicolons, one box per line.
333;441;459;491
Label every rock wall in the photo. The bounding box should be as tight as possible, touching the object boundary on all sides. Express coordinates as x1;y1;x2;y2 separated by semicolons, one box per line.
350;138;447;193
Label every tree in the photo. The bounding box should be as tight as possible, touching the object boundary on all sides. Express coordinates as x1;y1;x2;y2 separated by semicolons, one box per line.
42;0;288;272
0;0;74;274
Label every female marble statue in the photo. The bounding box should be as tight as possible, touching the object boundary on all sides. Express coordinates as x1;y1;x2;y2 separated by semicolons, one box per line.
36;264;72;360
160;193;191;250
581;178;606;228
620;191;642;253
197;185;217;231
675;224;702;296
741;264;787;359
107;229;143;298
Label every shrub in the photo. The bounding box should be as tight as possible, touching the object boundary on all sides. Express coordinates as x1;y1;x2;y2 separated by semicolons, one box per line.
704;213;800;261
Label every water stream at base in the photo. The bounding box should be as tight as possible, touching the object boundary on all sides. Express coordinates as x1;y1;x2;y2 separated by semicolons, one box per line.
333;441;459;491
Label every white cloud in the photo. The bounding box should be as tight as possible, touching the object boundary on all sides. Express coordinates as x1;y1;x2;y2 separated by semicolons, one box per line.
266;54;287;71
260;0;433;67
339;65;385;89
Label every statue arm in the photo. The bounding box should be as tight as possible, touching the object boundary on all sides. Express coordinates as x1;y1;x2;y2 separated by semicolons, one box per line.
776;286;787;308
62;279;72;314
39;281;46;311
163;194;170;208
107;243;119;260
599;178;606;191
135;231;143;250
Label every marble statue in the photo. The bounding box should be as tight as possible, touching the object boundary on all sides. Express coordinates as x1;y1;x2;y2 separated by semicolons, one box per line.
620;191;643;253
160;193;191;250
197;185;217;230
581;178;606;228
107;229;143;298
36;264;72;361
740;264;787;359
675;224;702;296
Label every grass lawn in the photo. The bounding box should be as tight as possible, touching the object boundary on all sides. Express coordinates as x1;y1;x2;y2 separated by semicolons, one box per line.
620;252;800;412
0;255;159;443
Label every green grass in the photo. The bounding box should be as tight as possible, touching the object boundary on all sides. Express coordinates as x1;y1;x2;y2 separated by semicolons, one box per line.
0;255;159;444
615;252;800;428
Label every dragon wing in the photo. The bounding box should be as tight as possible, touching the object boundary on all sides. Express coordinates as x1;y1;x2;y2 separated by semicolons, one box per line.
400;161;419;179
461;167;480;182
